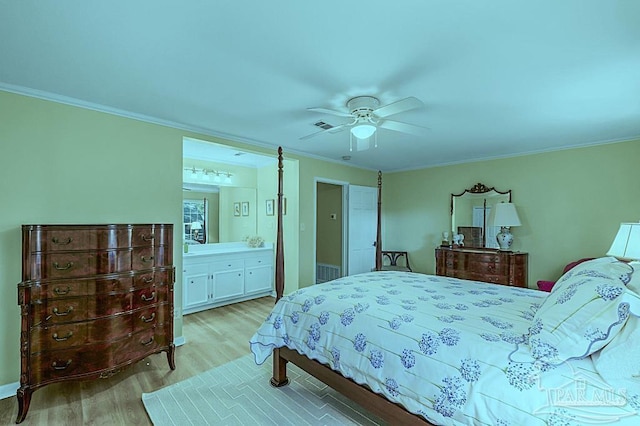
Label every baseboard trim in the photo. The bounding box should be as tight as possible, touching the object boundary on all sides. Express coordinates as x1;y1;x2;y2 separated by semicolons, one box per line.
0;381;18;400
174;336;186;347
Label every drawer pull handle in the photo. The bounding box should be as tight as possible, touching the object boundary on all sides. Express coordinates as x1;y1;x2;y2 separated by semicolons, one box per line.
53;306;74;316
141;336;155;346
54;286;71;295
141;292;156;302
52;237;73;245
142;256;154;263
141;234;155;241
53;262;74;271
143;276;154;283
52;359;72;370
99;369;121;379
52;331;73;342
141;313;156;323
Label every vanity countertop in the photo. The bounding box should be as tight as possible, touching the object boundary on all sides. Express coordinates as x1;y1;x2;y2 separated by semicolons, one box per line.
183;242;273;257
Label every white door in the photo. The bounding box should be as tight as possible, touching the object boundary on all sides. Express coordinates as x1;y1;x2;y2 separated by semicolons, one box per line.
348;185;378;275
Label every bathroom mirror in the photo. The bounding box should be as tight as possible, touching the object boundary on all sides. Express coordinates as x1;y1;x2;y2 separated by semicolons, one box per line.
183;186;257;244
183;138;276;244
451;183;511;248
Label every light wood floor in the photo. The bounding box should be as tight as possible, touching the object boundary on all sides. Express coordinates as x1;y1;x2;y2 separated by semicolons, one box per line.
0;296;275;425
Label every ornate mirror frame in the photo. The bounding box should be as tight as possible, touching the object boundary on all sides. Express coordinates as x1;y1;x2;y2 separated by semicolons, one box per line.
450;183;512;248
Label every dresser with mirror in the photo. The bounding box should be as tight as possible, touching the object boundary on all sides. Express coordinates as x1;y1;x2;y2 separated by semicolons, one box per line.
436;183;528;287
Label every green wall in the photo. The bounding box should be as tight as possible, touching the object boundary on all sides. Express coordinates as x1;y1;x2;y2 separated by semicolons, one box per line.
0;91;185;388
0;90;368;389
316;183;343;268
382;139;640;284
3;88;638;391
219;186;258;241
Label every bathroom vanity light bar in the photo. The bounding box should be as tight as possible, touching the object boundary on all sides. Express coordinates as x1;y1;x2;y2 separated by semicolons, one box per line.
184;167;233;183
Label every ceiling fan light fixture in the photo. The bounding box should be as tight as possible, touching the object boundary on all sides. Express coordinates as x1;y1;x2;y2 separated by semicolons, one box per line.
351;124;376;139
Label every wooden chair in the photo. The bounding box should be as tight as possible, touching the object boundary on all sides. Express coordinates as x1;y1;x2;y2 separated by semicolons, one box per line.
381;251;412;272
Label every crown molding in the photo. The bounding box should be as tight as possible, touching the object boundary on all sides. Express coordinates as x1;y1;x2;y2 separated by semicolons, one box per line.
0;83;375;170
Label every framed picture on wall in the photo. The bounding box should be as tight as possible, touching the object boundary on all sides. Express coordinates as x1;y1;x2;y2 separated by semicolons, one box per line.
241;201;249;216
266;199;274;216
233;202;241;217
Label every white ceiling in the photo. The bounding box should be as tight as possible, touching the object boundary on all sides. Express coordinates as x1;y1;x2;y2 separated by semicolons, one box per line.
183;138;276;168
1;1;639;171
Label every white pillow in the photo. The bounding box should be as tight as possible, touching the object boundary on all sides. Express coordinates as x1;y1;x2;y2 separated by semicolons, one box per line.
528;257;634;364
592;261;640;389
625;261;640;299
592;314;640;385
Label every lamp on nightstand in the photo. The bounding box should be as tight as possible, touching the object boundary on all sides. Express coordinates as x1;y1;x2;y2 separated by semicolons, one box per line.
607;222;640;261
488;202;521;251
190;221;202;241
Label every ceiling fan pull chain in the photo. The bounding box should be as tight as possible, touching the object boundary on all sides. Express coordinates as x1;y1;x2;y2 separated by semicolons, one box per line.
349;132;354;152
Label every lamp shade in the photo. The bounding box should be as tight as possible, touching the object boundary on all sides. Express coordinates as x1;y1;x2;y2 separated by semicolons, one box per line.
351;124;376;139
190;221;202;230
488;202;521;227
607;222;640;260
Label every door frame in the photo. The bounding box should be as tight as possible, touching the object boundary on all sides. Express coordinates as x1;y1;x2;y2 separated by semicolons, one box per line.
313;177;349;285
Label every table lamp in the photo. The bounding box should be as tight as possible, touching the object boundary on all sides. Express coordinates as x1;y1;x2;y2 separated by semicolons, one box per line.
191;221;202;241
607;222;640;260
488;202;521;251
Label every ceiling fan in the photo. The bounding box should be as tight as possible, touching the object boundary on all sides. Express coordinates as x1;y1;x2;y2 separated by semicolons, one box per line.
301;95;428;151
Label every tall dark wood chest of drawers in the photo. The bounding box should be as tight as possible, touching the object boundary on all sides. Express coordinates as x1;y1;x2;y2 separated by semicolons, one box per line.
435;247;528;288
16;224;175;423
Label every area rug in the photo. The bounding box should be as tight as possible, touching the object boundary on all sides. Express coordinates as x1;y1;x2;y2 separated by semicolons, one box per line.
141;354;383;425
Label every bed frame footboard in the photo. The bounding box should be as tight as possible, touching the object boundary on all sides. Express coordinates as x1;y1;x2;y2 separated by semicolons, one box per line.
272;347;431;426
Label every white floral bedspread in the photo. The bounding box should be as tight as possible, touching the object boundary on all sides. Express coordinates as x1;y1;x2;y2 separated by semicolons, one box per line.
250;271;640;425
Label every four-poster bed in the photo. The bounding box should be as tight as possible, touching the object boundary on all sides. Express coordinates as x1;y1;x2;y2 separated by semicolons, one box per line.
251;147;640;425
268;147;423;424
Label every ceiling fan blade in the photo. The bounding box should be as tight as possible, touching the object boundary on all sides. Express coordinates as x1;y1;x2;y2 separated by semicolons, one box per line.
299;123;349;140
373;96;423;118
307;107;353;118
379;119;430;136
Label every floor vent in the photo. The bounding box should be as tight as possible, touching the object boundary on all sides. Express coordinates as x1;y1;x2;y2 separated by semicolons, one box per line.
316;263;341;283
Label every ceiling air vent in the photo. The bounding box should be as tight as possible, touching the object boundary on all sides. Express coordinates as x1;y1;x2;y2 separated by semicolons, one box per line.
313;121;334;130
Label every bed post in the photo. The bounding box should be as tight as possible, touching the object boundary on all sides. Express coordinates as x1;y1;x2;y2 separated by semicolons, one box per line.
375;170;382;271
275;146;285;302
271;146;289;387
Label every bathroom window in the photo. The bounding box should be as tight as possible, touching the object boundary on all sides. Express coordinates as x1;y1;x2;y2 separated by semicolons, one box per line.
183;199;207;243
